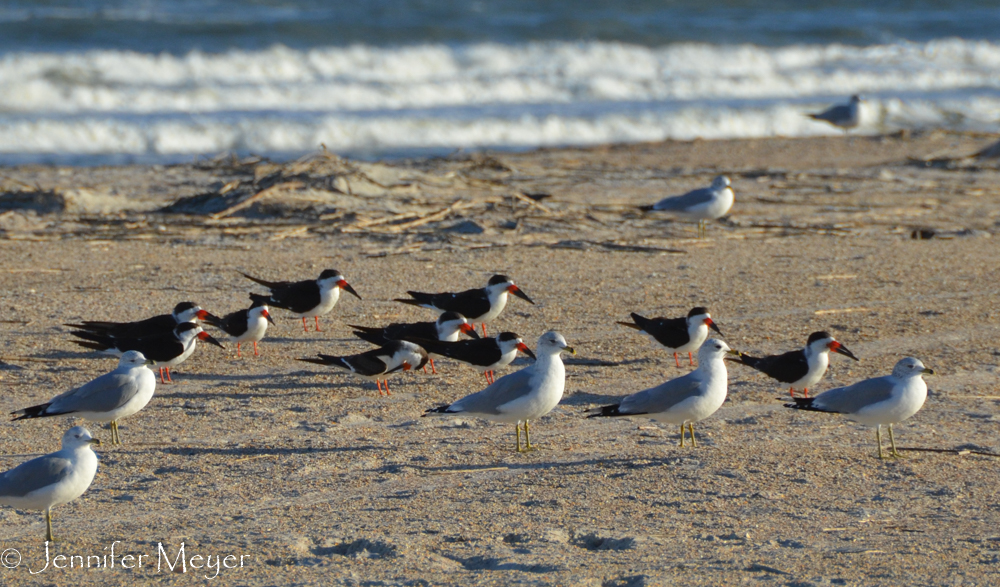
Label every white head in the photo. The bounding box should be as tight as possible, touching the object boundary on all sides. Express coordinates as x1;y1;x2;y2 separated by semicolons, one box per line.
62;426;100;450
436;311;477;339
118;350;153;369
806;331;858;361
536;331;575;356
248;304;273;324
486;274;534;304
496;332;537;360
697;338;734;363
172;302;208;323
175;322;224;348
892;357;933;379
317;269;361;299
686;307;723;336
711;176;731;190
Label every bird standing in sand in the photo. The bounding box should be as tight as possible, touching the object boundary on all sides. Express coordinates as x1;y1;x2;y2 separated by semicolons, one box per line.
617;307;723;368
589;339;737;448
242;269;361;332
807;95;863;134
424;331;574;452
0;426;100;542
784;357;932;459
640;176;734;238
729;331;858;398
12;351;156;445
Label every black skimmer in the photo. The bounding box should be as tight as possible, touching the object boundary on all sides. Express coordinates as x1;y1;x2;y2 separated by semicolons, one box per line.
12;350;156;445
423;331;573;452
70;322;224;384
413;332;536;384
202;294;275;357
241;269;361;332
349;311;479;374
729;331;859;398
297;340;428;396
617;307;723;367
65;301;209;339
395;274;534;336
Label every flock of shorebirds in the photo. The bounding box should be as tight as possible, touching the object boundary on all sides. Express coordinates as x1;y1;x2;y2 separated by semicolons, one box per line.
0;97;925;542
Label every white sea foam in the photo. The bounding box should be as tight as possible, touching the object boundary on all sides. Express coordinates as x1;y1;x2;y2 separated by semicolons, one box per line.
1;39;998;158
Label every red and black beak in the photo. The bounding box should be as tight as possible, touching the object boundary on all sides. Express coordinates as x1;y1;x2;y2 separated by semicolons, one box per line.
705;317;723;336
262;308;276;326
195;309;210;320
460;323;481;339
338;280;362;300
829;340;859;361
197;331;225;348
516;342;537;360
507;284;534;305
402;361;412;372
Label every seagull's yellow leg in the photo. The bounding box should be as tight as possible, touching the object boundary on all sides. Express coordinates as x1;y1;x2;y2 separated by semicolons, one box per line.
888;424;902;458
688;422;697;448
515;424;522;452
679;424;685;447
876;425;886;459
45;507;53;542
524;420;534;451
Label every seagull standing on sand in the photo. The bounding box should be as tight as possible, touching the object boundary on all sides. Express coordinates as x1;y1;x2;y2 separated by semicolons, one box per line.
0;426;100;542
589;339;737;448
784;357;932;459
640;176;734;238
807;95;863;133
12;351;156;445
424;331;574;452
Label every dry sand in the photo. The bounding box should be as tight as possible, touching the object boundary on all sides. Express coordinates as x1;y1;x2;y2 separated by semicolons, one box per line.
0;132;999;585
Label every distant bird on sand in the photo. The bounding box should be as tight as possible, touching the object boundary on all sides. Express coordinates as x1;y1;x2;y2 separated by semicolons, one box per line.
807;95;862;133
298;340;428;396
203;294;275;357
784;357;932;459
242;269;361;332
396;274;534;336
729;331;858;398
640;176;734;238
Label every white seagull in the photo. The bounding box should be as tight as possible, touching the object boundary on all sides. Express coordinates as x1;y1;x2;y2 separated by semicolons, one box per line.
0;426;100;542
807;95;863;133
12;350;157;445
424;331;574;452
784;357;933;459
640;176;734;238
589;339;737;447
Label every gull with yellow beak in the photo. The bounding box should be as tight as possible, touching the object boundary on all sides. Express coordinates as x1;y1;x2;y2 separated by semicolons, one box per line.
784;357;933;459
424;331;574;452
0;426;100;542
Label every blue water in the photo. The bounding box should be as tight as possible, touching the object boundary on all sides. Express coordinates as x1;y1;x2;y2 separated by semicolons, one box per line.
1;1;998;164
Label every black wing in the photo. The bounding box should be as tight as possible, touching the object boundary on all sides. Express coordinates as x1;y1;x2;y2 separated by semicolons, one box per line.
415;338;501;367
70;329;184;362
732;349;809;384
68;314;176;339
204;308;249;337
267;280;321;314
403;288;491;321
629;313;690;349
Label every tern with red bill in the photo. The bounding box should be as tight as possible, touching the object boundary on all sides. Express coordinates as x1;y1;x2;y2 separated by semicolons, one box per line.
65;301;209;340
297;340;428;396
70;322;224;384
729;331;859;398
241;269;361;332
202;293;275;358
349;311;479;374
784;357;932;459
618;307;723;368
12;351;156;445
423;331;573;452
411;332;536;384
395;274;534;336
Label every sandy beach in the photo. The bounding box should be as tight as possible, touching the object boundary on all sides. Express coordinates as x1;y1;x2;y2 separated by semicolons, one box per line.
1;132;999;585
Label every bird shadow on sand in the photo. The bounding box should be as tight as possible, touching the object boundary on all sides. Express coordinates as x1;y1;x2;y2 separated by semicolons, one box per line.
559;390;626;407
152;444;382;458
263;336;358;345
31;349;107;361
385;455;678;476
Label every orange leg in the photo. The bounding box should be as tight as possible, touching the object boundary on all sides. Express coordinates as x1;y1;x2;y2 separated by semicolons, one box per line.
483;371;491;385
253;341;259;356
429;358;437;375
383;379;391;395
165;367;173;383
674;353;681;368
789;387;796;398
315;316;322;332
802;388;809;398
423;365;428;374
158;367;167;384
688;352;694;366
376;379;384;396
237;342;242;358
302;317;309;332
481;324;487;336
